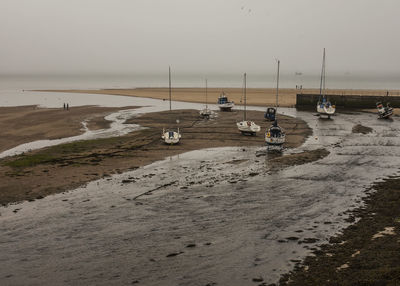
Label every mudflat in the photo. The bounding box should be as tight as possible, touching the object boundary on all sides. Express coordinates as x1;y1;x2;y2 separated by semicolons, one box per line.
0;105;136;153
280;176;400;286
0;109;312;205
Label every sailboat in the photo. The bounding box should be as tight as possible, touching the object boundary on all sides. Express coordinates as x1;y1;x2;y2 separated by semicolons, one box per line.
200;79;212;118
161;67;181;145
237;73;261;135
265;60;286;149
264;71;277;121
317;48;335;118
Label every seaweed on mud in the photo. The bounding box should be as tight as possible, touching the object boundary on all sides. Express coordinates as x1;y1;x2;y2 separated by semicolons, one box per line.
279;176;400;286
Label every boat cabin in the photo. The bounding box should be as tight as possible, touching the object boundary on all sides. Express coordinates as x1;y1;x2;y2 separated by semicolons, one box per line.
264;107;276;121
218;96;228;105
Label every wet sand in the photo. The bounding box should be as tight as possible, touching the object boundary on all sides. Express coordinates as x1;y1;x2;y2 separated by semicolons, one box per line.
0;109;311;205
39;87;400;108
0;105;137;153
280;175;400;285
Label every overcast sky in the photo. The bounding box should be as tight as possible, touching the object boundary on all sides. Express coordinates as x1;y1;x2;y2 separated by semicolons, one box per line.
1;0;400;76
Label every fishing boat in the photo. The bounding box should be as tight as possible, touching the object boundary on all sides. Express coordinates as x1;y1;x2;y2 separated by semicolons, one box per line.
376;101;393;119
316;48;335;119
217;91;234;111
161;67;181;145
200;79;212;118
237;73;261;135
265;60;285;149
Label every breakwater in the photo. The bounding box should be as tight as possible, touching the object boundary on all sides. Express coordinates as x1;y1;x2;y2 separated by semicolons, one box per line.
296;93;400;109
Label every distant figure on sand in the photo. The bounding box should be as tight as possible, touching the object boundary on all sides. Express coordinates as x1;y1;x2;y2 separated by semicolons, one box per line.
66;103;69;110
63;103;66;110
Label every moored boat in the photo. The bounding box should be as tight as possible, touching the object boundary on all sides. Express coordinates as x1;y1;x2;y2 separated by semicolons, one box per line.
200;79;212;118
161;67;181;145
237;73;260;135
265;60;285;150
316;48;336;119
218;92;234;111
376;101;393;119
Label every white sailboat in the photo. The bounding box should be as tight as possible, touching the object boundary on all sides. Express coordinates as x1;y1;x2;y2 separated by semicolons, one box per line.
237;73;261;135
200;79;212;118
265;60;286;149
317;48;335;118
161;67;181;145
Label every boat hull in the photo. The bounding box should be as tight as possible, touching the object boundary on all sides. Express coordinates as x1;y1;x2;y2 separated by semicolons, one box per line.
199;108;212;117
317;105;335;117
265;134;285;146
377;104;393;119
237;121;260;135
161;130;181;145
218;102;234;111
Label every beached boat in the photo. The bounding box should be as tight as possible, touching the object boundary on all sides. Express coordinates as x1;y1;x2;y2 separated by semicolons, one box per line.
317;48;335;119
264;107;276;121
376;101;393;119
265;60;285;149
200;79;212;118
161;67;181;145
217;91;234;111
265;120;286;148
237;73;261;135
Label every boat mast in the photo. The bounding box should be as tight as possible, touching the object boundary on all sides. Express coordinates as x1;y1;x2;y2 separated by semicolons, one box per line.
276;60;280;111
169;66;172;111
323;49;326;98
319;48;326;100
205;79;208;109
244;73;247;121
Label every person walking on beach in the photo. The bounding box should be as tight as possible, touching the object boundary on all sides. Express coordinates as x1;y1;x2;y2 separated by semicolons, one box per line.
63;103;66;110
66;103;69;110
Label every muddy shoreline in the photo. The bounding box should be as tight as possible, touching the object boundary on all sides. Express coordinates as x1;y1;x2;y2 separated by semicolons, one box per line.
0;109;313;206
0;105;137;153
279;175;400;285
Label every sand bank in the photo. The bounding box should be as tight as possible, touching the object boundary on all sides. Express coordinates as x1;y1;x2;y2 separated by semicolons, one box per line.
0;105;136;153
0;109;312;205
39;87;400;108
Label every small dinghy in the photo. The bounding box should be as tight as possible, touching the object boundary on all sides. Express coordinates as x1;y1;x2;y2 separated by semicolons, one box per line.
162;67;181;145
376;101;393;119
265;60;285;150
200;79;212;118
316;48;335;119
237;73;260;135
217;91;234;111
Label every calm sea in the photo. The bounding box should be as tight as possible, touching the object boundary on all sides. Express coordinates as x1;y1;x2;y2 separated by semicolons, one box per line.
0;72;400;91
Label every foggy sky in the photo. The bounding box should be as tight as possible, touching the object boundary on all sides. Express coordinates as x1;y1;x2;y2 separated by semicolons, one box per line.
1;0;400;76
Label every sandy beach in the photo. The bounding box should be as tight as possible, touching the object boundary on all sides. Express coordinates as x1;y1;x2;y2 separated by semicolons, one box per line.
0;107;312;206
38;87;400;108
